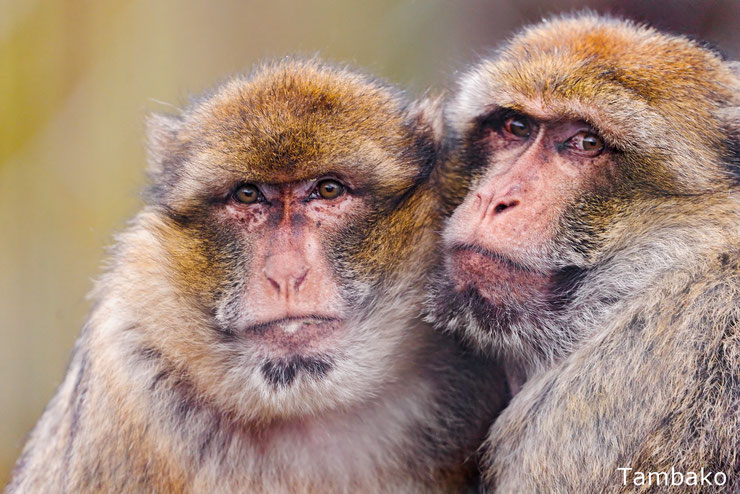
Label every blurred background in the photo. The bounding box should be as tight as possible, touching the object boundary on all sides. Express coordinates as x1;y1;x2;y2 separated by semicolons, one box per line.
1;0;738;485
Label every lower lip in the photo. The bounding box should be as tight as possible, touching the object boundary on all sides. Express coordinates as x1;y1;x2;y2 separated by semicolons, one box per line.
251;318;343;355
450;248;512;286
450;248;550;301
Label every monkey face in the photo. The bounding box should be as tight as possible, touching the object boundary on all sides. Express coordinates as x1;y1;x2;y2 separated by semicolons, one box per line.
427;112;611;358
445;113;615;272
427;14;739;363
138;61;439;421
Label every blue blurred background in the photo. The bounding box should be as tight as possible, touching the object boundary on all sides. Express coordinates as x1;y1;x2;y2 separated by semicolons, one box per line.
1;0;738;484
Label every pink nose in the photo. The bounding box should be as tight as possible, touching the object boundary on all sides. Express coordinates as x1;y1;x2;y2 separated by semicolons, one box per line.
474;190;521;219
262;255;309;295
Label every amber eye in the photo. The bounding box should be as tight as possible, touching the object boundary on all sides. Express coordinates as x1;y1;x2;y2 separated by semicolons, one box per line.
233;184;261;204
503;116;532;138
316;179;344;200
582;134;603;151
567;131;605;156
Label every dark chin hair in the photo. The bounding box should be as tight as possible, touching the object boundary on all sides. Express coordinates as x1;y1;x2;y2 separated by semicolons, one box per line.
424;269;521;350
425;259;590;366
260;355;334;388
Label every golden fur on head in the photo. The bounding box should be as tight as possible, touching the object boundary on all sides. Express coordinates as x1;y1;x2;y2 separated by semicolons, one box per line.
448;13;740;193
151;59;421;197
148;59;440;280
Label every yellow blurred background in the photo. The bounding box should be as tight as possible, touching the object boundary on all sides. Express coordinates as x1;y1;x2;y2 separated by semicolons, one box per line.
1;0;738;485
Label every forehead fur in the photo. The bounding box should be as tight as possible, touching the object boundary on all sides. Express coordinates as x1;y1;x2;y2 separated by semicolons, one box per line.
449;13;740;189
176;59;418;186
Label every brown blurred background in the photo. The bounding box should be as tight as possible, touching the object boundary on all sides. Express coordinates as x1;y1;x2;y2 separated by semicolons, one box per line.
1;0;738;485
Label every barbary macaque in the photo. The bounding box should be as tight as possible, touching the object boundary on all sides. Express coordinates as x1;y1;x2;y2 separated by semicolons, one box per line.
7;59;508;493
427;14;740;492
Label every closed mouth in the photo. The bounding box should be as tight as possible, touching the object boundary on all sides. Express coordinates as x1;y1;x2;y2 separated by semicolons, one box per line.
449;242;534;273
242;315;345;356
243;315;342;334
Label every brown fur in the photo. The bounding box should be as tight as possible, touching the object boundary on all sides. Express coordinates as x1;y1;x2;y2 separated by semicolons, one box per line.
6;59;508;493
429;14;740;493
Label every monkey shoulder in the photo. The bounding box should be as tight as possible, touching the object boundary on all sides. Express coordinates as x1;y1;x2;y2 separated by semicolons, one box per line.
7;335;190;493
612;251;740;492
482;250;740;492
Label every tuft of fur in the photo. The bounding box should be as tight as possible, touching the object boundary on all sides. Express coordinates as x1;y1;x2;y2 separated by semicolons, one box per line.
6;59;508;494
432;13;740;493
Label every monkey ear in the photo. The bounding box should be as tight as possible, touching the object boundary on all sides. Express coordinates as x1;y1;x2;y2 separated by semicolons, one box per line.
145;113;183;177
722;62;740;141
729;61;740;78
407;94;445;150
719;63;740;184
405;94;446;184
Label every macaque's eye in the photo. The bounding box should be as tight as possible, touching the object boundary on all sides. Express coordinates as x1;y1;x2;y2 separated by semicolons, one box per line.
565;131;605;156
503;115;532;138
312;179;345;200
233;184;263;204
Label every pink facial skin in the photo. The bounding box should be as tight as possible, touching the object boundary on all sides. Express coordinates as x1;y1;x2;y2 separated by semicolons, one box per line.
220;178;360;356
445;113;613;300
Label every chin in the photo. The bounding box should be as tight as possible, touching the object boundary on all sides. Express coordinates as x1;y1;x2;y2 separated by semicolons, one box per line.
447;244;552;306
423;252;545;356
210;318;408;422
259;353;335;388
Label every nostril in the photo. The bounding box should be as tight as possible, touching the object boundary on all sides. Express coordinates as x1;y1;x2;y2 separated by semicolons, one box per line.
493;200;520;214
266;276;281;293
264;263;309;295
293;269;309;291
